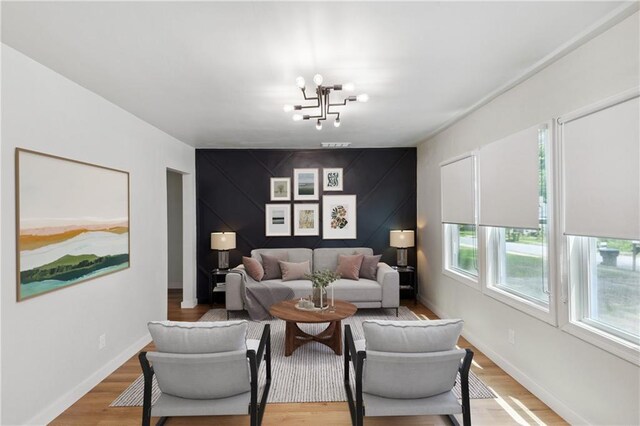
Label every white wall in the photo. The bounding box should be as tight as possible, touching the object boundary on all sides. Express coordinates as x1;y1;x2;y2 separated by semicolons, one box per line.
417;13;639;426
167;170;183;289
1;45;196;425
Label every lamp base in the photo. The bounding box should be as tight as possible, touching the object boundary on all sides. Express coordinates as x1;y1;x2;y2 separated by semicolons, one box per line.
396;248;408;267
218;251;229;270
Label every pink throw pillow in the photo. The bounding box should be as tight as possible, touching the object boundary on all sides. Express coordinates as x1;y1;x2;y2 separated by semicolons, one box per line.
243;256;264;281
336;254;364;280
279;260;311;282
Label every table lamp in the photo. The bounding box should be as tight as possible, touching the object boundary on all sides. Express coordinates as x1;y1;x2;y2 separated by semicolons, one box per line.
211;232;236;270
390;230;415;267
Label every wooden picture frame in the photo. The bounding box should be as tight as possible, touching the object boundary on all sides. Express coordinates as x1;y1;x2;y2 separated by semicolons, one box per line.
15;148;130;301
270;177;291;201
293;168;319;200
322;195;357;239
293;203;320;236
265;204;291;236
323;168;343;191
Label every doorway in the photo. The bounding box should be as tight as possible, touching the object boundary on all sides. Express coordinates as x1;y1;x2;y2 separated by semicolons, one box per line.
167;170;183;303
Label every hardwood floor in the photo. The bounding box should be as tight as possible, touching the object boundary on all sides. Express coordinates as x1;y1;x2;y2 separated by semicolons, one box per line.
52;290;567;425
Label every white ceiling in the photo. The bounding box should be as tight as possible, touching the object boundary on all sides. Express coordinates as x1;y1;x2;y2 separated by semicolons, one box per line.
1;1;630;148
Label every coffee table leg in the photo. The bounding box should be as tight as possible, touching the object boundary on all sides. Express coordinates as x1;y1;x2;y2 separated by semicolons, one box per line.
285;321;295;357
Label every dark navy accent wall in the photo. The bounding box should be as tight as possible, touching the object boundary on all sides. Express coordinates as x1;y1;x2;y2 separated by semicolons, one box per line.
196;148;416;302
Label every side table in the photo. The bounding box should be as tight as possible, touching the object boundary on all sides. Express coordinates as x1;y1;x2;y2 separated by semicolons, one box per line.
209;269;231;308
392;266;417;304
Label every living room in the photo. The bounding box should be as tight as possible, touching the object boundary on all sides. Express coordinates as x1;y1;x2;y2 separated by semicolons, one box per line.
1;2;639;425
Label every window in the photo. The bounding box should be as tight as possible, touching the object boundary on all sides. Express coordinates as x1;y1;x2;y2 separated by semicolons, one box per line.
445;224;478;278
483;124;552;316
560;91;639;360
569;237;640;345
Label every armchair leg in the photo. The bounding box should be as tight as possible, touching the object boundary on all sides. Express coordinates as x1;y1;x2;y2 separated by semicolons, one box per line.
447;414;461;426
155;418;168;426
139;352;154;426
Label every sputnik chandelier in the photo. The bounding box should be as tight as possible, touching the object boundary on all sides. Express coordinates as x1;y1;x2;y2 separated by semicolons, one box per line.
283;74;369;130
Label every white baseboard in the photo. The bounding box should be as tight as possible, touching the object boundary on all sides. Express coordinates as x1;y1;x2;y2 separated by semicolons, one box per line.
181;298;198;309
418;294;588;425
26;332;152;426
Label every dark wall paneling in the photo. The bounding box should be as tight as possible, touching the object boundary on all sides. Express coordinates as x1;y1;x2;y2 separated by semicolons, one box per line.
196;148;417;302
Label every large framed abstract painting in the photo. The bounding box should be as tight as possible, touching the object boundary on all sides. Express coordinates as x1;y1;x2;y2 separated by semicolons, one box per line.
322;195;357;239
15;149;130;301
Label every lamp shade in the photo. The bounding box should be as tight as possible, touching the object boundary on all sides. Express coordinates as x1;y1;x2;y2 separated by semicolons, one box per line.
211;232;236;250
390;230;415;248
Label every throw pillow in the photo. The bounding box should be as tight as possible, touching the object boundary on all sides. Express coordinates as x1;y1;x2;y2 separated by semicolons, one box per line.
359;254;381;280
279;260;311;282
242;256;264;281
261;252;289;280
335;253;364;280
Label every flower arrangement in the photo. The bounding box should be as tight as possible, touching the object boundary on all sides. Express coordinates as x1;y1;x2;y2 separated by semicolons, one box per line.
305;269;340;288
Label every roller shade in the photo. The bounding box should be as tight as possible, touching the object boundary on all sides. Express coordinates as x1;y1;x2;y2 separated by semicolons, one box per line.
479;124;543;230
562;95;639;240
441;155;475;225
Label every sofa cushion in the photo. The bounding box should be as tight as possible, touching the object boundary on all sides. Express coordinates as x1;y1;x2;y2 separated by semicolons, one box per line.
329;278;381;302
360;255;381;280
148;320;248;354
242;256;264;281
336;254;364;280
313;247;373;272
280;260;311;281
362;319;464;353
252;248;313;266
261;252;288;280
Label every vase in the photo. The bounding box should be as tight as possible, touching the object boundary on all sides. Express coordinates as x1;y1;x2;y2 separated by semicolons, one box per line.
312;286;328;309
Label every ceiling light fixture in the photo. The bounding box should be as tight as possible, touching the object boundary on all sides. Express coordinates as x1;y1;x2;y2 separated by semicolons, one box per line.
284;74;368;129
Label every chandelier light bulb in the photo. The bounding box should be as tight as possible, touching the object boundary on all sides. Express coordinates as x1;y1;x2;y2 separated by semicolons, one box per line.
343;82;355;91
334;118;341;128
292;114;303;121
356;94;369;103
316;120;323;130
296;76;306;89
283;104;294;112
313;74;324;86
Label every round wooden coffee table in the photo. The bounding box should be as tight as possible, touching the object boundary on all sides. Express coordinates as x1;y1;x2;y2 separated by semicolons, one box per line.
269;299;357;356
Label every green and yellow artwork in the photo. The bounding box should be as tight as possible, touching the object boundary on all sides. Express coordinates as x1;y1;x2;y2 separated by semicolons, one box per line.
16;149;130;301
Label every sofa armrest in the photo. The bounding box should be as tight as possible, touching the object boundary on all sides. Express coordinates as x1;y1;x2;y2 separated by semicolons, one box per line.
225;265;256;311
376;262;399;308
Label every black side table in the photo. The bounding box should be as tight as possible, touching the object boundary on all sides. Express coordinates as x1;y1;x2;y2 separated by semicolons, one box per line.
392;266;417;304
209;269;231;307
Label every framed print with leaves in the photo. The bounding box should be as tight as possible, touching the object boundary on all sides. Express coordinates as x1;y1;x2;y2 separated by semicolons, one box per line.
322;195;357;239
293;168;319;200
270;177;291;201
265;204;291;236
293;203;319;236
323;168;343;191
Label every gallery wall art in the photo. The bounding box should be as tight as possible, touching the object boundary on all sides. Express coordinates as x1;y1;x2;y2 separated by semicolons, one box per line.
323;168;343;191
265;204;291;236
270;177;291;201
15;149;130;301
293;168;319;200
293;203;319;236
323;195;357;239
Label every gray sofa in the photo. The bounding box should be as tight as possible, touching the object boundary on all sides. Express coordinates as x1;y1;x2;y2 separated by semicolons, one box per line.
226;247;399;314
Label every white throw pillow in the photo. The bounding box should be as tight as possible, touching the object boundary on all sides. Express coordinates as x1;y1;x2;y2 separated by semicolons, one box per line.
148;320;248;354
363;319;463;353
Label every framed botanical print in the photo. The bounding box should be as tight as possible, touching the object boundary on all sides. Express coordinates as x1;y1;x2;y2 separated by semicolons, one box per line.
265;204;291;236
293;204;319;236
322;195;357;239
270;177;291;201
293;168;319;200
323;168;343;191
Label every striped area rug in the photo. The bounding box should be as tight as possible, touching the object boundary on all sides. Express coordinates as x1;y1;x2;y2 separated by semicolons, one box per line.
111;307;495;407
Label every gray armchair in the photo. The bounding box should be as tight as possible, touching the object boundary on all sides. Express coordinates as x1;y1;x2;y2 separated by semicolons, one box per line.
139;320;271;426
344;319;473;426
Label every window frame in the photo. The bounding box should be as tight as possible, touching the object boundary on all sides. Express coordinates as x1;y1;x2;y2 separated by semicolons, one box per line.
481;122;558;326
557;89;640;365
442;223;480;290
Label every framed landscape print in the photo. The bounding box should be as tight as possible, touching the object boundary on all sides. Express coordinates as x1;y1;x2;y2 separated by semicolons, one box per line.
293;168;319;200
323;168;343;191
265;204;291;236
15;149;130;301
293;204;319;236
322;195;357;239
270;177;291;201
